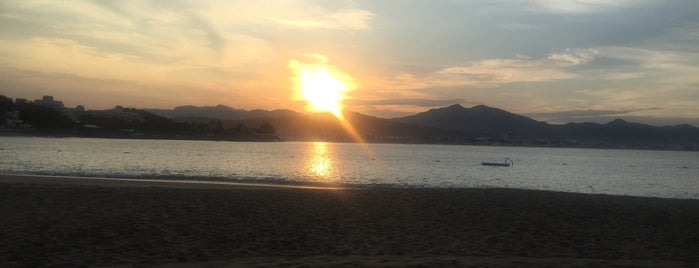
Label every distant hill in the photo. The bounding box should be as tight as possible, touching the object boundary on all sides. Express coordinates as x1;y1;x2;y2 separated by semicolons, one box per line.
144;104;479;143
553;119;699;148
145;105;296;121
394;104;699;150
144;103;699;149
393;104;552;138
187;111;476;143
7;93;698;149
0;94;281;141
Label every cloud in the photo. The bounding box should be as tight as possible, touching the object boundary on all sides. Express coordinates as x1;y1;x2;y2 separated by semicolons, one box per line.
271;8;374;30
0;66;184;109
529;0;634;14
0;0;373;62
1;1;280;64
1;0;698;122
499;23;538;31
175;0;375;30
585;46;699;85
604;72;645;80
597;46;685;69
547;48;599;66
364;41;698;119
380;48;598;90
0;0;379;112
435;59;574;84
0;38;144;79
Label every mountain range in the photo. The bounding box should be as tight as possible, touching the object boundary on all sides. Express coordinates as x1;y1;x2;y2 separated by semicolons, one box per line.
146;104;699;150
145;105;296;121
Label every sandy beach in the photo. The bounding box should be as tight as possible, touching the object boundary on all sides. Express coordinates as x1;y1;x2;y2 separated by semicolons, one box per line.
1;175;698;267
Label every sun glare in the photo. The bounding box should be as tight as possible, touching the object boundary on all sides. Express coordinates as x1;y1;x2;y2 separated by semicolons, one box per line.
309;142;333;178
290;60;353;119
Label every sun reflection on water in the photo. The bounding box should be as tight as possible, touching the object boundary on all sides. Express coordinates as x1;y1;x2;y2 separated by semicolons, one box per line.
309;142;333;178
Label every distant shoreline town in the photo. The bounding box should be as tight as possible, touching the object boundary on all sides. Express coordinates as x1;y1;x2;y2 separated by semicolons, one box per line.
1;95;278;141
2;94;698;151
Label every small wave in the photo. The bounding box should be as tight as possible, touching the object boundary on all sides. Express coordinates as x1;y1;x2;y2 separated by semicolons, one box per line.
2;170;355;188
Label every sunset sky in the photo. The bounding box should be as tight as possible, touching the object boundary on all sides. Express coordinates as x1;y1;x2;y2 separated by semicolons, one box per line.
1;0;698;125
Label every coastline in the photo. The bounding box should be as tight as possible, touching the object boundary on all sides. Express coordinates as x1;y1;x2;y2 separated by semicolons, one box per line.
1;174;698;267
3;131;698;152
0;174;346;190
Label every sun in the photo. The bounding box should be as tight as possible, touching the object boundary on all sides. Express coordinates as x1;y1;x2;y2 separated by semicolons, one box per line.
299;67;344;117
290;60;352;119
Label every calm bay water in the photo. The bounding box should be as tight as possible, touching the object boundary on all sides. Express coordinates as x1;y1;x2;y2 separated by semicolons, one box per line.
1;136;698;199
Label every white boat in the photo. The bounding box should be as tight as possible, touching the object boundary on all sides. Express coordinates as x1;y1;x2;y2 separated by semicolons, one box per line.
481;157;513;167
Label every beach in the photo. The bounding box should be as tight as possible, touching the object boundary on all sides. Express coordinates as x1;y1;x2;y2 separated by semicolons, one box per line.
1;175;698;267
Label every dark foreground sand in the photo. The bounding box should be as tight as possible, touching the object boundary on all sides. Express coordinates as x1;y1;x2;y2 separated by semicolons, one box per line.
1;175;698;267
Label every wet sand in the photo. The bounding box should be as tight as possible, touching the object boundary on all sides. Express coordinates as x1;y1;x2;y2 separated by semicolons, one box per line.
1;175;698;267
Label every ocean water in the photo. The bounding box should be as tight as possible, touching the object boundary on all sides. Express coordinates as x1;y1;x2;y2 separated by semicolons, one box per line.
1;136;698;199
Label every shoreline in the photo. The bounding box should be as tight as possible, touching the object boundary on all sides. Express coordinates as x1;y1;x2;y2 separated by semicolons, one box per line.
2;173;697;201
0;174;347;190
3;132;698;152
2;174;698;267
